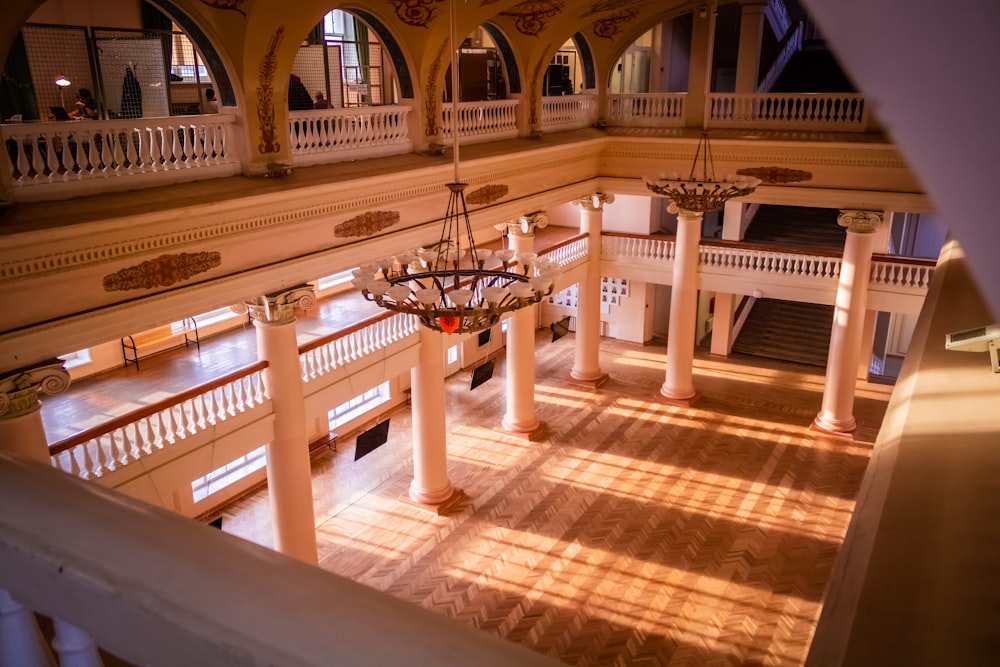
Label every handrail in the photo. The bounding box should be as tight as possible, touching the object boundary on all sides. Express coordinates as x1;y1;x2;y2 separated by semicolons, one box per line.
48;361;268;455
542;233;588;253
871;254;936;267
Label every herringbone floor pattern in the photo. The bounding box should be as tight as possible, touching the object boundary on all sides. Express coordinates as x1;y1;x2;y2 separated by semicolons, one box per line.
221;334;891;667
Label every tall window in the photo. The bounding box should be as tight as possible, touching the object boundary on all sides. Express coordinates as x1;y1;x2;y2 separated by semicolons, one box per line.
327;382;391;430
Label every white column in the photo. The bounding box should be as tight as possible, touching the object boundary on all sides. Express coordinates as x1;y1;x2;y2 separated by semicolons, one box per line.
408;326;456;506
709;291;738;356
662;208;705;400
501;213;545;437
685;3;717;127
571;192;613;384
815;211;884;433
0;364;73;666
244;286;319;564
735;1;768;93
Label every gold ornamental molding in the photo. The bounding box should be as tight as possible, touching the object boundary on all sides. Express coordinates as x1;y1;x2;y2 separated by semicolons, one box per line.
389;0;445;27
466;184;510;205
256;27;283;154
736;166;813;184
102;252;222;292
424;41;447;137
602;142;910;170
500;1;566;36
593;8;639;40
198;0;247;16
334;210;401;238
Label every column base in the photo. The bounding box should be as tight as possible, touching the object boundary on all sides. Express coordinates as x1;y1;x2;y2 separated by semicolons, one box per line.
657;392;699;408
567;372;610;388
399;488;469;516
660;383;696;403
495;420;548;442
811;413;857;435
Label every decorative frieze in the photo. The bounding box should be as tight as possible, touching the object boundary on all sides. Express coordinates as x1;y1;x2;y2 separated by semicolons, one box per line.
736;166;813;184
466;184;509;206
838;210;884;234
102;252;222;291
256;27;283;154
236;284;316;324
0;361;70;419
334;211;401;238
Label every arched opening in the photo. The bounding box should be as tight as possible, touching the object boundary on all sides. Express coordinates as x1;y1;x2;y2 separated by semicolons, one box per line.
1;0;234;122
609;15;694;94
291;9;409;110
443;25;512;102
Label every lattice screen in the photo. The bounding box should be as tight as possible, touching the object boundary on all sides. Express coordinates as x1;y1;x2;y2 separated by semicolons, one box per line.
21;25;92;119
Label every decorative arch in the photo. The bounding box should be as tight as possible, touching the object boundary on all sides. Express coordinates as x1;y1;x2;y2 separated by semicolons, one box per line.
482;22;520;95
351;8;414;99
152;0;237;107
571;31;596;90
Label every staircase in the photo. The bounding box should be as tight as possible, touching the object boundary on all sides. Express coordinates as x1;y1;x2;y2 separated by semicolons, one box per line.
744;205;845;251
769;42;856;93
732;298;833;367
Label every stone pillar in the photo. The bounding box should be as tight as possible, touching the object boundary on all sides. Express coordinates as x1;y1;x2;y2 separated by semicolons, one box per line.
0;363;77;666
735;1;768;93
685;4;718;127
242;285;318;564
499;212;546;439
662;208;705;401
571;192;614;385
814;210;884;433
407;327;463;513
0;361;70;461
709;291;738;356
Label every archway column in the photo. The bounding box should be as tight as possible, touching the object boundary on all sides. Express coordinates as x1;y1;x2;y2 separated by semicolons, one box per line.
244;285;318;564
405;326;465;514
814;210;884;433
498;213;547;440
571;192;613;385
662;208;704;401
735;1;769;93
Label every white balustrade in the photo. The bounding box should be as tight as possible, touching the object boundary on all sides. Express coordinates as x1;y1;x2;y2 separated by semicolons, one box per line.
699;245;842;279
870;259;934;290
540;94;597;131
288;106;411;164
441;100;519;143
540;236;589;269
300;313;418;383
602;235;676;262
50;367;267;480
707;93;868;131
606;93;686;127
3;114;239;199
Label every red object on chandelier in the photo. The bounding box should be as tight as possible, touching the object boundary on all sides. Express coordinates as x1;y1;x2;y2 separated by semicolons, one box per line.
438;316;460;334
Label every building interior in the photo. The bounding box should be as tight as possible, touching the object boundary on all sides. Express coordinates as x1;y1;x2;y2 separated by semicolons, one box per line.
1;0;998;665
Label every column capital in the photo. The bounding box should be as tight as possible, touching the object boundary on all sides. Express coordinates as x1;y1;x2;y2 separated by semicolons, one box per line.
496;211;548;237
0;360;70;419
838;210;884;234
236;284;316;324
577;192;615;212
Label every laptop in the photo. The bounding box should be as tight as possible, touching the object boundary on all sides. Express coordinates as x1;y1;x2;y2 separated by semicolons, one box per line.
49;106;72;121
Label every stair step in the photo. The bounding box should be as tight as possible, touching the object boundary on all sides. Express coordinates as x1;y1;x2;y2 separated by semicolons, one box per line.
733;298;833;368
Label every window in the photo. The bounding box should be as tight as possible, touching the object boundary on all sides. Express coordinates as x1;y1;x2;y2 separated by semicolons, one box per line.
327;382;391;430
191;446;267;502
317;268;354;291
58;349;91;370
169;306;240;335
447;345;459;365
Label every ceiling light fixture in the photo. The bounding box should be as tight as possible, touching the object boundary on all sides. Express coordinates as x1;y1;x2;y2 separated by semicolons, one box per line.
644;131;760;213
356;1;558;334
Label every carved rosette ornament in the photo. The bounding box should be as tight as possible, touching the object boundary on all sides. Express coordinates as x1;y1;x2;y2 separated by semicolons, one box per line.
466;184;509;206
593;8;639;40
577;191;615;212
335;210;401;238
198;0;247;16
0;361;70;419
500;0;566;36
103;252;222;291
235;284;316;324
389;0;445;27
496;211;549;237
838;210;883;234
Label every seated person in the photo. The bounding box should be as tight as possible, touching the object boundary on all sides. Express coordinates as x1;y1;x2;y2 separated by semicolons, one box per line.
314;91;330;109
68;88;99;119
204;87;219;113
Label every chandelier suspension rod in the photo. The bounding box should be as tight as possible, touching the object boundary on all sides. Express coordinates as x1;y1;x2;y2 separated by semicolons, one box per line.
449;0;460;183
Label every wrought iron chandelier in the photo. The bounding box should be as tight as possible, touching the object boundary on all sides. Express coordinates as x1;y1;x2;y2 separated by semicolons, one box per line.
644;132;760;213
355;1;558;335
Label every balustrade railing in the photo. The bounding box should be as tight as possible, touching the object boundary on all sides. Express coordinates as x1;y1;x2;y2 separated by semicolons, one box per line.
606;93;686;127
49;363;268;479
289;106;411;164
539;233;589;268
299;312;418;383
442;100;519;142
602;233;677;261
707;93;868;131
540;95;597;131
870;255;935;290
699;242;843;279
4;114;239;199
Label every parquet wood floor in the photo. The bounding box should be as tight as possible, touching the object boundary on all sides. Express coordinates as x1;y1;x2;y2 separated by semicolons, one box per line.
218;333;891;667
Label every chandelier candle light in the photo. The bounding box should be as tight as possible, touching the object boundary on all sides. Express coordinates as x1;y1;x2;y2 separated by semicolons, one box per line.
644;132;760;213
356;1;559;334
